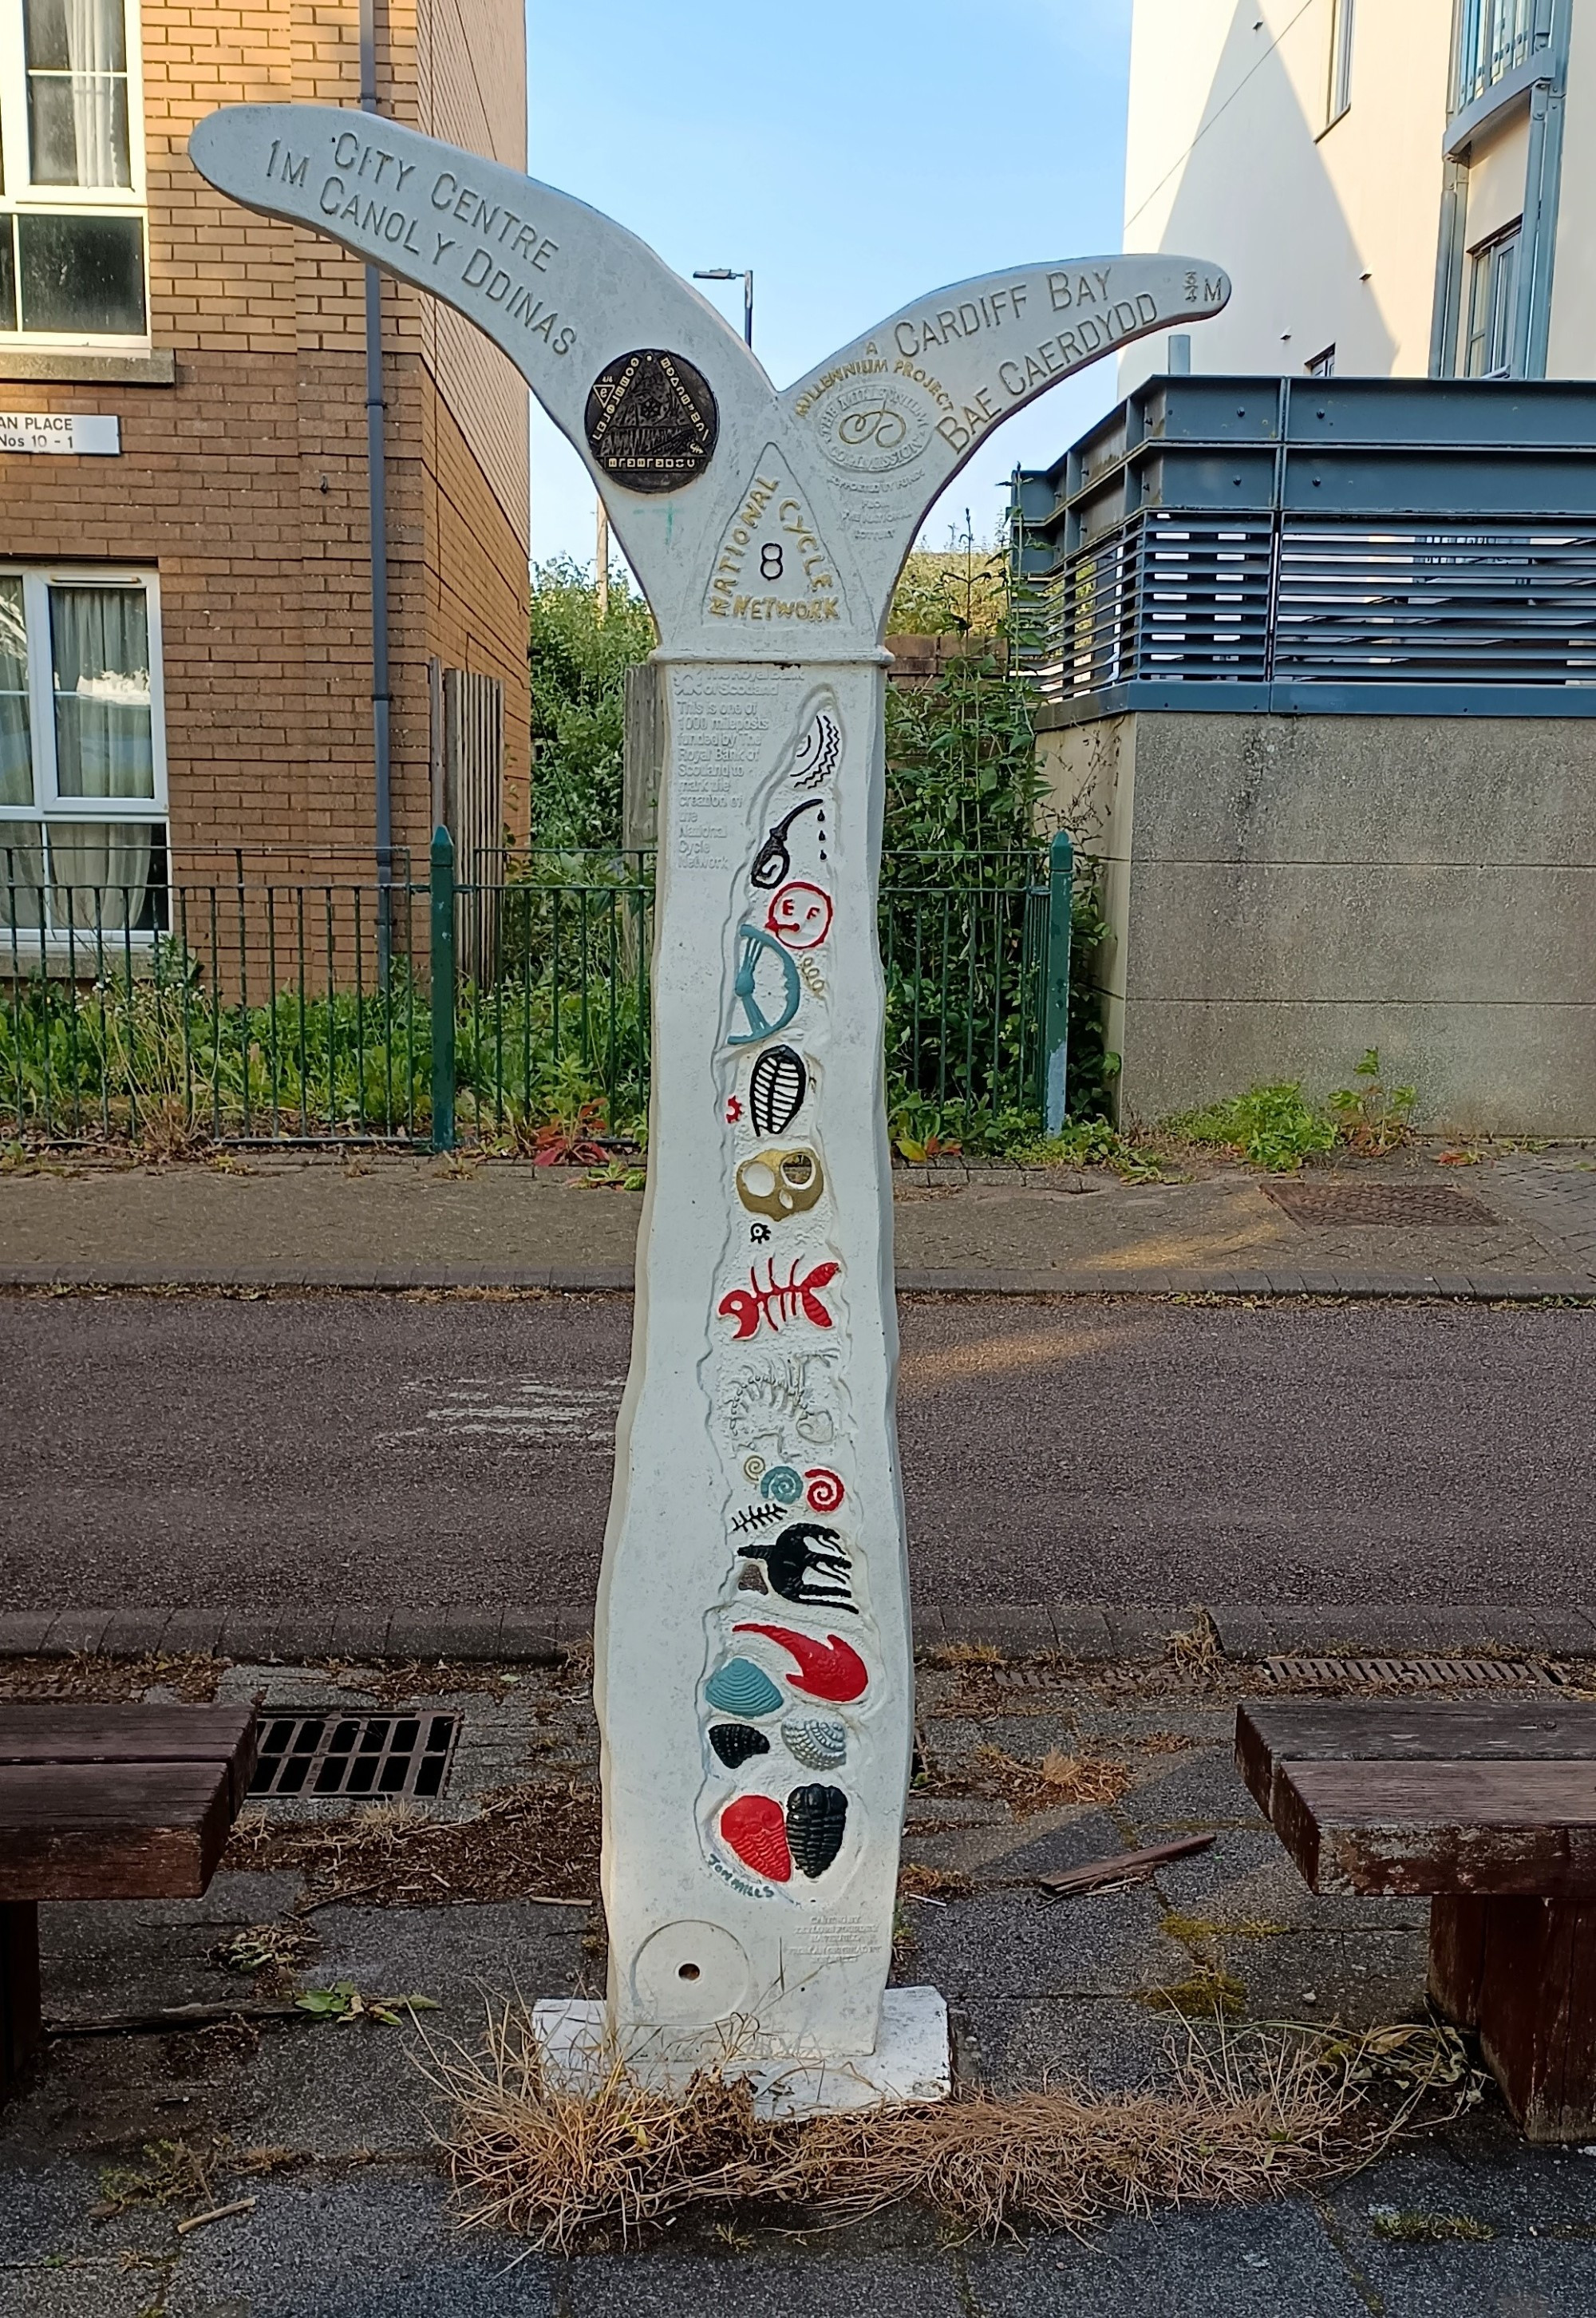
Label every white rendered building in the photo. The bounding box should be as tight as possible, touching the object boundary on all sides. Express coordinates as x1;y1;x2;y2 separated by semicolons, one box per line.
1121;0;1590;387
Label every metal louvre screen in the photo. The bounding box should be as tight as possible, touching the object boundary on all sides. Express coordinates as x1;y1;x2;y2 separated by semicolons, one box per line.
1274;524;1596;685
1138;518;1272;682
1034;515;1596;702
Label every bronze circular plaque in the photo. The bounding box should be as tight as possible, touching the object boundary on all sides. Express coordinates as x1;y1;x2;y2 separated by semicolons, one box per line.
584;349;719;494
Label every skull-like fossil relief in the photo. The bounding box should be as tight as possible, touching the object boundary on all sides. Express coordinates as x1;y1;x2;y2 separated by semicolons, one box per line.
736;1146;824;1220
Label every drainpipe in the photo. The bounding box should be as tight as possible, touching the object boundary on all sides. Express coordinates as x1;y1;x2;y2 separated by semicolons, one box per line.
360;0;393;975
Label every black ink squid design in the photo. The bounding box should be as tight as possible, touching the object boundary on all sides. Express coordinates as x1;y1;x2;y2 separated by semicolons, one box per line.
750;797;826;889
736;1520;856;1614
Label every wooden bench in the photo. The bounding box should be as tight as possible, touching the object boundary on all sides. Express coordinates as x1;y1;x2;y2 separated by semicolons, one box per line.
1237;1699;1596;2142
1;1704;257;2099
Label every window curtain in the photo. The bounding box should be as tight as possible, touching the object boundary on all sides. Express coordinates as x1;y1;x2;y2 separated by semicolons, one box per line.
49;585;153;932
64;0;125;188
0;827;46;936
0;580;32;810
49;819;152;936
51;585;152;800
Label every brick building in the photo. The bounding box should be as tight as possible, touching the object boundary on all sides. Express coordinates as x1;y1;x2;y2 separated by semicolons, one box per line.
0;0;530;940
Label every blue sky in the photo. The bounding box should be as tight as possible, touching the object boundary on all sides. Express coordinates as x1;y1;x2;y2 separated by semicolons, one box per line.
527;0;1135;572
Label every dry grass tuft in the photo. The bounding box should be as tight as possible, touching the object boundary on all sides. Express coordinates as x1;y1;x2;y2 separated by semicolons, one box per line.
225;1781;601;1909
897;1862;977;1902
924;1742;1132;1818
310;1659;557;1701
428;2024;780;2252
93;2135;306;2220
921;1641;1004;1671
0;1651;223;1703
1164;1608;1223;1687
428;2004;1468;2251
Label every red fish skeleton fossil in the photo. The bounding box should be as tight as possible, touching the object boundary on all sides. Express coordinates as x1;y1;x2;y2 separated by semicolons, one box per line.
718;1259;839;1339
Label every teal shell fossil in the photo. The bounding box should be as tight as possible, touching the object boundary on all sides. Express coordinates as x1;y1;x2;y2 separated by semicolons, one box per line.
782;1716;847;1770
705;1656;784;1719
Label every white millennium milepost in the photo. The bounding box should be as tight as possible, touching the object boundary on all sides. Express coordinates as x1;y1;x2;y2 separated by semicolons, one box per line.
190;105;1229;2102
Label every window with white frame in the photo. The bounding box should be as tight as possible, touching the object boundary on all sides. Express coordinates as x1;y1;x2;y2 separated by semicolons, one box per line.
1325;0;1355;126
1306;344;1337;378
1463;219;1521;378
0;568;167;941
0;0;147;339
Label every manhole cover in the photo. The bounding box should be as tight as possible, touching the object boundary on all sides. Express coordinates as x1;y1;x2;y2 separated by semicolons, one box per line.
1263;1181;1495;1228
250;1712;460;1800
1262;1655;1551;1689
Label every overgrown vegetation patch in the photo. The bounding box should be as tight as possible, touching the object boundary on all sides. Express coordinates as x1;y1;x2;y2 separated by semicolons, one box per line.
225;1782;601;1908
427;2004;1474;2251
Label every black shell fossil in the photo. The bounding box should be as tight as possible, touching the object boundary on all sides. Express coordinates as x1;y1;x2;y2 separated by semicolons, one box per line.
785;1782;847;1878
749;1045;807;1137
709;1723;771;1770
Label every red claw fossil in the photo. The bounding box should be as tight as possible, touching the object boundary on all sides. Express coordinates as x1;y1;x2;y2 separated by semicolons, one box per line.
733;1623;868;1703
718;1259;839;1339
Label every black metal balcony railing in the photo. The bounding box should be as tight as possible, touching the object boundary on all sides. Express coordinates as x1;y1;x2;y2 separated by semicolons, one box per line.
1011;375;1596;721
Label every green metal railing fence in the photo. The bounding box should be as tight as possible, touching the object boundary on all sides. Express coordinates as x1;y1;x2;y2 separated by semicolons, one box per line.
0;837;1072;1149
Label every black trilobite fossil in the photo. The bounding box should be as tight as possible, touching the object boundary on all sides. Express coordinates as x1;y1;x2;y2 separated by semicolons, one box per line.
786;1782;847;1877
749;1045;807;1137
709;1723;771;1770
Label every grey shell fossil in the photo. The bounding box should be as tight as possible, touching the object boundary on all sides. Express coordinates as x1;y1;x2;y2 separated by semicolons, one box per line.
785;1782;847;1878
782;1717;847;1770
749;1045;807;1137
709;1723;771;1770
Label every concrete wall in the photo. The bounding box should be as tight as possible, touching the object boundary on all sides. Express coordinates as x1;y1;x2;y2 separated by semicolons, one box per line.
1037;709;1596;1135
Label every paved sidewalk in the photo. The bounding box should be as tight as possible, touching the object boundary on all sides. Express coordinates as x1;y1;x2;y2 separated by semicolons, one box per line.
2;1141;1594;1295
3;1647;1591;2317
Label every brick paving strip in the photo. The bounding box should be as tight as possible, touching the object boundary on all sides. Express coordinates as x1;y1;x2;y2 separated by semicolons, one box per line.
3;1260;1595;1297
5;1599;1593;1661
1;1141;1595;1297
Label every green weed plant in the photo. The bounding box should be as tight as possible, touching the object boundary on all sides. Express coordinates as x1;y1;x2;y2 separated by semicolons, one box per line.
1170;1050;1418;1173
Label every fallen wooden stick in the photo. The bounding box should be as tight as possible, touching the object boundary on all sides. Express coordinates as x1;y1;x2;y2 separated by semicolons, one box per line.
46;2000;307;2038
1037;1833;1215;1898
176;2197;257;2236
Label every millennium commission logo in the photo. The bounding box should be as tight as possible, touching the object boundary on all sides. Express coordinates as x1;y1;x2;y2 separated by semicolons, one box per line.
812;378;933;476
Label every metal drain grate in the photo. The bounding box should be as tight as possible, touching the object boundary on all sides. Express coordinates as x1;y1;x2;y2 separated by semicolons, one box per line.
1262;1181;1494;1228
250;1711;460;1799
1262;1655;1555;1690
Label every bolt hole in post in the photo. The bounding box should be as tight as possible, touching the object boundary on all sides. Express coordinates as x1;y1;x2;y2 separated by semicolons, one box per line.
185;94;1229;2102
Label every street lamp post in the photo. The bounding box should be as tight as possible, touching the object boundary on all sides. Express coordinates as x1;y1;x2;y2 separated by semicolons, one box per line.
693;267;753;349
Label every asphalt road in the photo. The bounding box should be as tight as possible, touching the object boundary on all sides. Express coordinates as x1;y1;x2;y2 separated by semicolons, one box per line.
2;1292;1591;1612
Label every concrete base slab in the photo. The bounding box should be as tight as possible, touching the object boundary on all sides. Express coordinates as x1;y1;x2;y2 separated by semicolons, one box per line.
532;1986;951;2118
